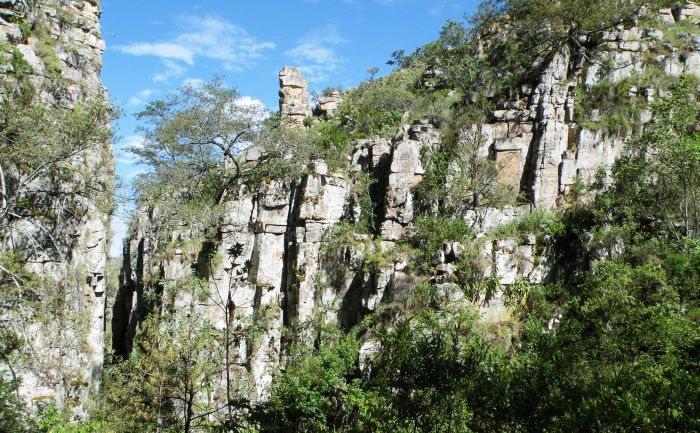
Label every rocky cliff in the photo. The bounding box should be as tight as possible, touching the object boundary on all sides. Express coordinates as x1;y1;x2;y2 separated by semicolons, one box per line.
0;0;111;417
117;2;700;408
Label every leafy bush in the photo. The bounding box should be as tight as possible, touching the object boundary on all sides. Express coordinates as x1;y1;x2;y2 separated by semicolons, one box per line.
8;16;31;41
405;216;472;274
493;210;566;240
338;67;421;138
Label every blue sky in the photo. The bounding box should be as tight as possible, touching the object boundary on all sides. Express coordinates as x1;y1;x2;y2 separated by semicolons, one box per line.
102;0;481;255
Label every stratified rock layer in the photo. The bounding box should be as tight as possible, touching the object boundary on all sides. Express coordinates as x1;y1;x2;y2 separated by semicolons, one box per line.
279;66;311;127
0;0;111;417
119;4;700;409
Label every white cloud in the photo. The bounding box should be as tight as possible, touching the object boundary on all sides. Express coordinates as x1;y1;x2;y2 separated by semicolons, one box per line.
120;135;145;150
127;89;154;106
178;16;276;72
286;25;347;83
154;59;186;82
126;168;147;180
182;78;204;88
115;42;194;64
234;95;267;111
114;16;275;82
114;135;145;165
109;216;128;257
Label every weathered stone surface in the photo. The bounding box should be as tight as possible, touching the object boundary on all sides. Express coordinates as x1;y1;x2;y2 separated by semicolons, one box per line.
279;66;311;127
118;6;693;412
0;0;112;418
316;91;342;119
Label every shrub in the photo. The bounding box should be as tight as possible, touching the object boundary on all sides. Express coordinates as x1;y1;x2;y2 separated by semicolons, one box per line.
493;210;566;240
338;67;421;138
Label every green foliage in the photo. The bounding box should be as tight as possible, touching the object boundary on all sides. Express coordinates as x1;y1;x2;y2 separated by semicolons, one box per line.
131;77;269;250
34;23;63;77
405;216;472;274
37;405;105;433
309;121;351;169
264;328;369;432
415;103;514;215
595;75;700;239
56;9;76;28
575;78;645;133
349;171;376;233
473;0;652;83
493;209;566;241
97;311;229;433
411;216;471;258
0;327;29;433
368;308;511;432
338;67;421;138
264;248;700;432
264;308;514;433
0;77;115;366
575;70;693;133
8;15;31;41
321;86;341;97
0;43;34;78
243;119;354;198
512;260;700;432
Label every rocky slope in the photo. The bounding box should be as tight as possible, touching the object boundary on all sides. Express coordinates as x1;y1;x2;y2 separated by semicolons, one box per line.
117;1;700;407
0;0;111;417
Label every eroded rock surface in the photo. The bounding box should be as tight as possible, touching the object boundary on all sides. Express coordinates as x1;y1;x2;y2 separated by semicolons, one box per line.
279;66;311;127
0;0;112;417
119;5;699;406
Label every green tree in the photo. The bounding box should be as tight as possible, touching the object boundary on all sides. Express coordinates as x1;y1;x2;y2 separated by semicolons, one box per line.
513;260;700;432
598;76;700;240
0;327;29;433
263;327;372;433
473;0;653;80
131;77;267;236
99;304;226;433
0;80;114;265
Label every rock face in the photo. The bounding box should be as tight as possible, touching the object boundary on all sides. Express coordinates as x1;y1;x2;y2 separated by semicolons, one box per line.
0;0;111;417
279;66;311;127
118;6;697;409
315;90;342;119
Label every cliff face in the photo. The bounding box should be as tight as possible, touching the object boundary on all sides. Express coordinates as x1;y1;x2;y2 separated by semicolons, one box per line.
0;0;111;416
117;4;700;406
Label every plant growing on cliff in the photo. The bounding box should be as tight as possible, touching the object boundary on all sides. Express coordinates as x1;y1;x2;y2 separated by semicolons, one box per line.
132;77;265;193
598;76;700;239
0;80;115;266
338;67;421;138
98;309;228;433
415;103;513;215
473;0;655;82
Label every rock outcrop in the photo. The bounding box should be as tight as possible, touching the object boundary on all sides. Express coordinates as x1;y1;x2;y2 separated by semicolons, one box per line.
118;3;699;411
279;66;311;127
315;90;342;119
0;0;111;418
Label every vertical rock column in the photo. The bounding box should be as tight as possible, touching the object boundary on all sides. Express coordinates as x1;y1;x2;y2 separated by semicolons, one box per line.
279;66;311;127
0;0;113;416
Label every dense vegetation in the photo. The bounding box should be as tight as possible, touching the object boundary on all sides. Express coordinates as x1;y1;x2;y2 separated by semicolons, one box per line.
2;0;700;432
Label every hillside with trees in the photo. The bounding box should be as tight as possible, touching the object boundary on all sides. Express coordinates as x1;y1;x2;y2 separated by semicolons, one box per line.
1;0;699;432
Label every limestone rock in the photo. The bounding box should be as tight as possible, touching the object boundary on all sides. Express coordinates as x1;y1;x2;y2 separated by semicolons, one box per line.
316;91;342;119
279;66;311;127
0;0;112;418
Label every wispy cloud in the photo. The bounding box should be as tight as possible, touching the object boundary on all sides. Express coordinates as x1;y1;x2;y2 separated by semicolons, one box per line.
128;89;154;106
115;42;194;64
182;78;204;88
286;25;347;83
154;60;186;82
114;16;275;82
115;135;145;165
